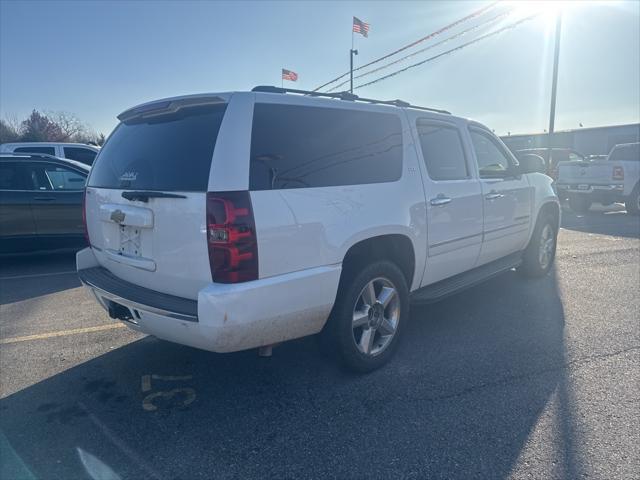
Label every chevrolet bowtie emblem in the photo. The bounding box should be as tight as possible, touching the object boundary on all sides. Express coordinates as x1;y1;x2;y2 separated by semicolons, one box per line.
110;209;126;224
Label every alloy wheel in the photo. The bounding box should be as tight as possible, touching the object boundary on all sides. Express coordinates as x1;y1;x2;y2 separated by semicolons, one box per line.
538;224;555;270
352;277;401;356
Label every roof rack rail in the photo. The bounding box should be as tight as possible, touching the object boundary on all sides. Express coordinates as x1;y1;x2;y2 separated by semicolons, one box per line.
251;86;450;115
0;152;59;160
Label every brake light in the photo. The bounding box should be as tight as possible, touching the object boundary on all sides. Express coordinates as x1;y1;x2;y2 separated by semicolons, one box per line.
612;166;624;181
206;191;258;283
82;188;90;245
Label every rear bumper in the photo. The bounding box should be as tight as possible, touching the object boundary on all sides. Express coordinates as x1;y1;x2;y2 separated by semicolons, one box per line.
555;183;624;202
76;248;341;353
78;267;198;322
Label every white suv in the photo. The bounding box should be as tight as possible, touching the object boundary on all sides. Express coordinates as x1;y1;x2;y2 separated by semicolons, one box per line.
77;87;560;372
0;142;99;165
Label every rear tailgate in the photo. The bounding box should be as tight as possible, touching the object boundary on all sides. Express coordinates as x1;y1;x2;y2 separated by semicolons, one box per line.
85;95;230;300
85;189;209;299
557;160;614;186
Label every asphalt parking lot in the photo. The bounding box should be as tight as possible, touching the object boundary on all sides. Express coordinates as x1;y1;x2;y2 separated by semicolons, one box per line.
1;206;638;480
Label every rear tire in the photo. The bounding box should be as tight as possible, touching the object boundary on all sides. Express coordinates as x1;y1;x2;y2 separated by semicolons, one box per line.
568;195;591;214
322;260;409;373
519;213;557;278
625;185;640;215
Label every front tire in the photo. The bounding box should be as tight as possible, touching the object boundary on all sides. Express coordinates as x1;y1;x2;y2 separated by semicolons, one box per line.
519;214;558;278
625;184;640;215
568;195;592;214
323;260;409;373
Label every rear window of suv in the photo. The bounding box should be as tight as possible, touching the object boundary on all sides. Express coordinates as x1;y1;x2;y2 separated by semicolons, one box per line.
249;103;403;190
89;104;227;191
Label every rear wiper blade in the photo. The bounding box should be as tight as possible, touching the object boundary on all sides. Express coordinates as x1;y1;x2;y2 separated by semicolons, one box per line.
121;191;187;202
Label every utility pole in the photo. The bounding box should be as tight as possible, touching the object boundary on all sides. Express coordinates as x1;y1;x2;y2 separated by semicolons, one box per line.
547;13;562;166
350;48;358;93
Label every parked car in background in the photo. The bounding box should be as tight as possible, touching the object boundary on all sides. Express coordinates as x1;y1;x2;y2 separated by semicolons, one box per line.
0;153;89;254
0;142;99;166
77;87;560;372
556;142;640;214
514;147;585;179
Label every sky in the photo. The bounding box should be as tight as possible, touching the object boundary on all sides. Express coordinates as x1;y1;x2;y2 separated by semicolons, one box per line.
1;0;639;137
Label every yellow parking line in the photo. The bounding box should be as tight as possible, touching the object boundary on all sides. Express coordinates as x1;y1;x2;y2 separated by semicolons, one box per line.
0;323;126;345
0;270;77;280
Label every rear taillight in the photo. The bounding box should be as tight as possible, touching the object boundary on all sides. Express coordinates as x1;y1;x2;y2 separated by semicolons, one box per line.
206;191;258;283
612;166;624;181
82;188;90;245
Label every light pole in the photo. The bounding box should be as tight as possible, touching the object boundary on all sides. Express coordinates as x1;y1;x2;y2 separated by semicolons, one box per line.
547;13;562;165
350;48;358;94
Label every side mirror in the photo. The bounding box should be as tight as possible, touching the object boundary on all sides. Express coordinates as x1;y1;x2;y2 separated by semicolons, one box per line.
518;154;546;174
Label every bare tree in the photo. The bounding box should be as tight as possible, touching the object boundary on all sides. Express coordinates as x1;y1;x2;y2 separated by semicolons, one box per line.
3;113;22;135
2;110;104;145
0;119;20;143
49;111;86;141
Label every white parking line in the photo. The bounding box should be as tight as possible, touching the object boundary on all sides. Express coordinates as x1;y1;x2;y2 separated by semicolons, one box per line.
0;270;77;281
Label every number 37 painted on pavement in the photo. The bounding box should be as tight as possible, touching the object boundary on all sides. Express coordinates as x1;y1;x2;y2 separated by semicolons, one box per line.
141;374;196;411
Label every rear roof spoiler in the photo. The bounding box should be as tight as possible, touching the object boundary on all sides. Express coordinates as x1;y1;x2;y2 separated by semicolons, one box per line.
117;95;226;123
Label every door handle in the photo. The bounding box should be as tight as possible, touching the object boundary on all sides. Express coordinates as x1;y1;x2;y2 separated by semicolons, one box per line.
430;195;452;206
33;197;56;202
485;191;504;200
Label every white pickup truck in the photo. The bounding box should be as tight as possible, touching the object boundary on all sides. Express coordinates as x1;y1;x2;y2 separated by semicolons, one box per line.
556;143;640;214
77;87;560;372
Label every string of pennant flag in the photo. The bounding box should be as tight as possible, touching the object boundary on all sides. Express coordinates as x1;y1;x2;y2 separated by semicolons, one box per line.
326;8;511;92
312;3;496;92
281;1;528;92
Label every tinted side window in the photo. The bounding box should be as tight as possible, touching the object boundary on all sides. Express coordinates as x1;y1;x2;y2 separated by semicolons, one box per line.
89;104;227;191
249;104;402;190
23;163;53;190
41;164;87;190
469;130;514;177
417;122;468;180
14;146;55;155
0;163;29;190
64;147;97;165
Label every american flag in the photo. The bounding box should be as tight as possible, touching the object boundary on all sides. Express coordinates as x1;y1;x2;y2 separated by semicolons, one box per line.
282;69;298;82
352;17;370;37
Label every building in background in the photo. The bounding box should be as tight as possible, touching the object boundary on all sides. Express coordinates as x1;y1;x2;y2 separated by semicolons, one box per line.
501;123;640;156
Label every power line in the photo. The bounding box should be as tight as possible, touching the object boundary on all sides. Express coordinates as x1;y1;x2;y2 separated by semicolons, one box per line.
312;1;499;92
354;13;540;90
326;9;512;92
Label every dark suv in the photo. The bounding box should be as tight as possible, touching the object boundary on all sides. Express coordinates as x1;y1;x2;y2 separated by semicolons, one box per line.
0;153;89;254
515;148;585;179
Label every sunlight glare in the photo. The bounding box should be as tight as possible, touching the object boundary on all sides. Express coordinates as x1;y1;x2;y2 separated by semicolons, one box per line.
508;1;586;27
